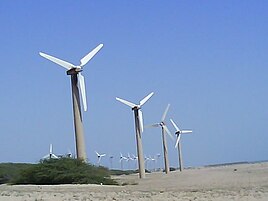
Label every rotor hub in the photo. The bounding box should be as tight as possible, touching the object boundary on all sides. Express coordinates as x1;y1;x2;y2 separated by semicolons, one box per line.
175;131;181;135
66;67;82;75
132;106;140;110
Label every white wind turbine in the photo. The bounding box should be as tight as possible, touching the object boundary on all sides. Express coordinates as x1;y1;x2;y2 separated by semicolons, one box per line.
126;153;134;169
170;119;192;171
132;154;138;170
149;104;174;174
66;149;73;158
43;144;58;160
156;153;161;170
119;153;127;170
144;155;150;170
116;92;154;178
109;155;114;169
39;44;103;161
149;155;157;171
95;151;106;166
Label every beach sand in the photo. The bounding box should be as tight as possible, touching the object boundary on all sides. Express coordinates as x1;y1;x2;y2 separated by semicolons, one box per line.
1;162;268;200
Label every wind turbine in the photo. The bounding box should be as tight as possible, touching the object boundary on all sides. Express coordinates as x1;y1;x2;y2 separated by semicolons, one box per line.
119;153;127;170
116;92;154;178
170;119;192;171
132;154;138;170
66;149;73;158
43;144;58;160
153;153;161;171
149;155;157;171
144;155;150;171
126;153;134;169
149;104;174;174
109;155;114;169
39;44;103;161
95;151;106;166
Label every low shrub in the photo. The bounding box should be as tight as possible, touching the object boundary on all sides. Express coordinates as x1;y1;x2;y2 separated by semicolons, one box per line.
12;158;117;185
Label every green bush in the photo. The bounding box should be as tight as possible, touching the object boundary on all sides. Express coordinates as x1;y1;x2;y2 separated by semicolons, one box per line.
0;163;32;184
12;158;117;185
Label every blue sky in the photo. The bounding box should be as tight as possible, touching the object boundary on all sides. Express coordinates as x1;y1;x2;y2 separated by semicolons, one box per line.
0;1;268;169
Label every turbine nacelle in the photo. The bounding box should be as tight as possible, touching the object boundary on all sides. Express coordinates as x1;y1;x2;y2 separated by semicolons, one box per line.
66;67;83;75
175;131;182;135
131;106;140;110
159;122;165;127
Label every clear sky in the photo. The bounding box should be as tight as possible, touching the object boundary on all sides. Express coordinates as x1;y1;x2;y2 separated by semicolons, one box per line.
0;1;267;169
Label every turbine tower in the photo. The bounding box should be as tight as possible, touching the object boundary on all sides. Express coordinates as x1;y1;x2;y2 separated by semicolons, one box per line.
116;92;154;178
170;119;192;171
39;44;103;161
149;104;174;174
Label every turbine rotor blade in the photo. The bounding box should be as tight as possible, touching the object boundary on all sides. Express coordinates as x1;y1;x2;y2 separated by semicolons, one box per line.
163;125;175;140
49;144;53;154
147;123;160;128
139;92;154;106
39;52;74;70
43;154;50;159
181;130;193;134
170;119;180;132
78;73;87;111
138;110;144;133
116;97;137;108
80;44;104;67
51;154;59;159
161;104;170;122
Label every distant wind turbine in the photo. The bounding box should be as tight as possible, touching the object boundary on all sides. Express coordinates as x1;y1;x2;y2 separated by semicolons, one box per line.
66;149;73;158
95;151;106;166
43;144;58;159
39;44;103;161
116;92;154;178
149;104;174;174
132;154;138;169
126;153;134;169
119;153;127;170
170;119;192;171
149;155;157;171
109;155;114;169
144;155;150;170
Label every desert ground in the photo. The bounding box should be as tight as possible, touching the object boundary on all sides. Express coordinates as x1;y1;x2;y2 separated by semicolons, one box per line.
0;162;268;201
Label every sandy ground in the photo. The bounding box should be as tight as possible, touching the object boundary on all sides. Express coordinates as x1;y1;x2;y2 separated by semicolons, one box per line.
1;162;268;200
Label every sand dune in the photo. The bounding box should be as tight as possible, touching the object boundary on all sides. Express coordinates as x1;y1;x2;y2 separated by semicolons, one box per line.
1;162;268;200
